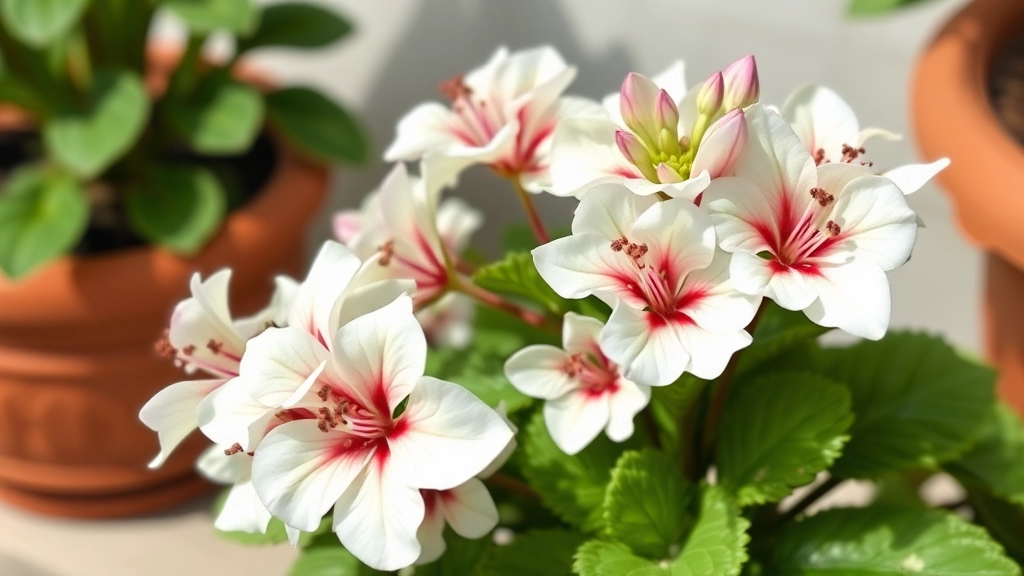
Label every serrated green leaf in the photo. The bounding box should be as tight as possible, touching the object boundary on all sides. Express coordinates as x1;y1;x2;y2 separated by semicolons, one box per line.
166;78;263;155
125;165;226;254
474;251;568;315
163;0;257;34
477;529;586;576
970;490;1024;564
237;3;351;53
573;541;667;576
603;449;695;558
847;0;933;17
0;166;87;279
521;411;627;531
947;404;1024;506
718;373;852;506
671;486;749;576
736;302;829;377
768;507;1020;575
1;0;89;47
266;87;366;164
44;69;148;178
816;332;996;478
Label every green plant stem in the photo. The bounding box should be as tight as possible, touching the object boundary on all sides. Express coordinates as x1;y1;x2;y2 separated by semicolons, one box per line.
776;476;843;525
697;300;768;471
641;409;662;450
450;273;549;330
167;35;205;98
486;472;540;501
680;394;702;482
510;175;550;245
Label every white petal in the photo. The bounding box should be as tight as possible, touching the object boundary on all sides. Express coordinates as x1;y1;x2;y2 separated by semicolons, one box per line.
547;116;640;198
676;324;752;380
572;184;658;239
286;525;302;548
168;271;244;377
603;60;687;126
681;250;761;333
436;197;484;255
389;377;514;490
335;276;418;331
881;158;949;195
384;102;460;161
561;311;604;354
332;295;425;417
703;176;776;255
781;84;860;159
601;302;688;387
630;198;716;291
544;390;610;455
251;420;374;532
197;378;273;451
464;46;509;94
504;345;576;400
239;326;330;408
440;478;499;539
736;105;817;218
217;479;273;535
662;170;711;201
803;259;891;340
532;234;638;304
605;380;652;443
333;457;425;571
140;378;223;468
415;493;448;566
831;175;918;271
288;241;362;345
196;444;250;485
421;122;519;192
765;265;819;311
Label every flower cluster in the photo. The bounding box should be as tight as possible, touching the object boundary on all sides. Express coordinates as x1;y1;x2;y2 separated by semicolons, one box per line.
142;45;955;574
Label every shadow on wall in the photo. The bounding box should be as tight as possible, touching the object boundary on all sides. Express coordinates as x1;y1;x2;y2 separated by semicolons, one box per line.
311;0;633;255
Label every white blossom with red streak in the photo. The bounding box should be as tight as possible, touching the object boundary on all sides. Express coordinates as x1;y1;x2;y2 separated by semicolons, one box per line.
782;84;949;195
703;105;919;340
384;46;602;193
244;296;513;570
533;186;760;386
505;312;650;455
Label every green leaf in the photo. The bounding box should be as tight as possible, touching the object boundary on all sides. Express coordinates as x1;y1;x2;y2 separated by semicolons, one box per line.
1;0;89;47
736;302;829;377
474;251;568;315
970;490;1024;564
818;332;996;478
648;375;705;454
603;449;695;558
265;87;366;164
125;165;226;254
0;73;37;109
521;411;627;532
947;404;1024;506
166;78;263;155
847;0;933;17
414;529;492;576
573;541;667;576
237;2;351;53
287;547;364;576
768;507;1020;575
44;69;148;178
477;528;586;576
427;345;532;414
671;486;749;576
0;166;87;279
162;0;257;34
717;373;853;506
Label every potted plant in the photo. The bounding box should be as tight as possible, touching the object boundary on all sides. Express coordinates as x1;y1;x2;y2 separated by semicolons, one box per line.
143;45;1024;573
0;0;366;518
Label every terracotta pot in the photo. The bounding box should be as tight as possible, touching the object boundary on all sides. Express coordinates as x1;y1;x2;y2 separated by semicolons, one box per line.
0;52;328;518
913;0;1024;415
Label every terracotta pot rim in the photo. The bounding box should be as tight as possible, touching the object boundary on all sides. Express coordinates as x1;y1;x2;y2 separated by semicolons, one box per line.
912;0;1024;269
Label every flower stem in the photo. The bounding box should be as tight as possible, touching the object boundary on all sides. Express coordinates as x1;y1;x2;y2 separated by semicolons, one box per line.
510;176;551;245
486;472;540;501
450;274;548;329
697;300;768;471
779;476;842;524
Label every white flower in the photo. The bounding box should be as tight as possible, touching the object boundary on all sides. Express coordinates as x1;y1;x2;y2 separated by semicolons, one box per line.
384;46;602;192
703;105;919;340
337;163;481;306
533;186;760;386
139;270;294;468
505;312;650;455
781;84;949;195
417;292;475;349
196;446;272;534
547;57;755;200
246;296;513;571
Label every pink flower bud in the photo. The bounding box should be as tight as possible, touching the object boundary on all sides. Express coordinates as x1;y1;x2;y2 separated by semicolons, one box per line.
696;72;724;117
692;108;748;179
615;129;658;181
619;72;661;142
721;55;759;111
655;89;680;133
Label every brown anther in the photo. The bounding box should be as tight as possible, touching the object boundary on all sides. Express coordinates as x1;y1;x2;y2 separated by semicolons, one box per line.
317;385;330;401
610;238;628;252
378;240;395;266
826;220;841;236
809;187;834;207
840;144;866;163
813;148;828;165
438;75;472;101
155;329;177;359
224;443;244;456
182;345;196;356
564;353;585;377
207;340;223;355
